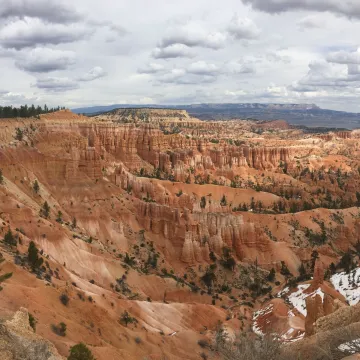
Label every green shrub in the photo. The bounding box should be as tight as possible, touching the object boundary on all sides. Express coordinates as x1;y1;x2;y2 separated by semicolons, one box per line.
68;343;95;360
59;293;70;306
0;272;13;282
52;322;67;336
119;310;137;327
29;313;36;331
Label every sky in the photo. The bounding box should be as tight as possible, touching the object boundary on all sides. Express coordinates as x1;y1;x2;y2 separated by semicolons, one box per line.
1;0;360;111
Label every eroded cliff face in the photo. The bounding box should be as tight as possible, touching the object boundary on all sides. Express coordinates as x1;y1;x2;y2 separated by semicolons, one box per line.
1;109;360;359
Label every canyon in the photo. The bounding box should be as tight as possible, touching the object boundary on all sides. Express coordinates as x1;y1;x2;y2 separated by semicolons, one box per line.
1;108;360;359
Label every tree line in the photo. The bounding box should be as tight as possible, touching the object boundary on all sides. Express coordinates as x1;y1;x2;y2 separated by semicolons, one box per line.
0;104;66;118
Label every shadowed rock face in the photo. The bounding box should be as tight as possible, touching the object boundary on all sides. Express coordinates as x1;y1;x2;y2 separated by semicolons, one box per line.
0;308;63;360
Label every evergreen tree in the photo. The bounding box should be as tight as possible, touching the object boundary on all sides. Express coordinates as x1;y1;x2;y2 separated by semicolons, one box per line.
201;267;216;289
338;251;352;273
329;262;336;275
40;201;50;218
250;197;255;209
310;250;319;271
220;195;227;206
72;217;77;228
28;241;43;271
267;268;276;282
56;211;63;223
33;180;40;194
200;196;206;209
68;343;95;360
298;262;307;280
0;169;3;185
15;128;23;141
4;228;17;246
280;261;292;277
0;104;64;118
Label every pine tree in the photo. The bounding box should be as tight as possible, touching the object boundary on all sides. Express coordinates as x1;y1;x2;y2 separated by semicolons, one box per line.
33;180;40;194
220;195;227;206
56;211;63;223
15;128;23;141
329;262;336;275
200;196;206;209
280;261;292;277
267;268;276;282
40;201;50;218
28;241;43;271
4;228;17;246
0;169;3;185
298;262;307;280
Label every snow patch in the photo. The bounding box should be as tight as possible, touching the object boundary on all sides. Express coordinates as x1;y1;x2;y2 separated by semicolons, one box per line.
338;338;360;354
277;287;289;297
331;267;360;305
252;304;274;336
278;284;324;317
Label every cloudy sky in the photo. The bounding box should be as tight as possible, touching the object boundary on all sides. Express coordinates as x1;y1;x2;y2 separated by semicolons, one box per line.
2;0;360;111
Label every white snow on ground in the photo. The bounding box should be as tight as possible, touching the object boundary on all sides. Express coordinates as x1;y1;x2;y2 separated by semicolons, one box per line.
338;338;360;354
252;304;274;336
331;267;360;305
281;328;305;342
252;303;305;342
277;284;324;317
277;287;289;297
253;284;327;341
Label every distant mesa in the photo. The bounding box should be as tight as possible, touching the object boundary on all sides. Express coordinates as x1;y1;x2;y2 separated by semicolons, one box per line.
72;103;360;129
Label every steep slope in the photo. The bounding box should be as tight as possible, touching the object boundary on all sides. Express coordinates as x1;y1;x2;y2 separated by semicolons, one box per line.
0;109;360;359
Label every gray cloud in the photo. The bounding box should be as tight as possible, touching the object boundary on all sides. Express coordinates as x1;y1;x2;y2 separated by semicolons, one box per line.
0;18;92;49
159;23;227;50
297;15;326;30
138;63;165;74
347;64;360;75
1;0;360;112
15;48;76;72
227;16;261;40
327;50;360;64
0;0;82;23
226;62;256;74
154;65;218;85
34;77;79;91
77;67;107;81
266;52;291;63
290;60;360;93
0;91;38;104
242;0;360;19
152;44;195;59
148;59;254;86
187;61;219;75
88;20;127;37
159;74;216;85
108;24;127;36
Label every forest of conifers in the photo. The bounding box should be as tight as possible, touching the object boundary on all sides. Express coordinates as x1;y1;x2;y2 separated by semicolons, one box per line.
0;105;65;118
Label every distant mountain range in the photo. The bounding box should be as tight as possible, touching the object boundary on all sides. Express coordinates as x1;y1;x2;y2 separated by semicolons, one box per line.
72;103;360;129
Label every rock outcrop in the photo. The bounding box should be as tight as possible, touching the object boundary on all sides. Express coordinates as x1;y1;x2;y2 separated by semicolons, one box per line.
0;308;63;360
